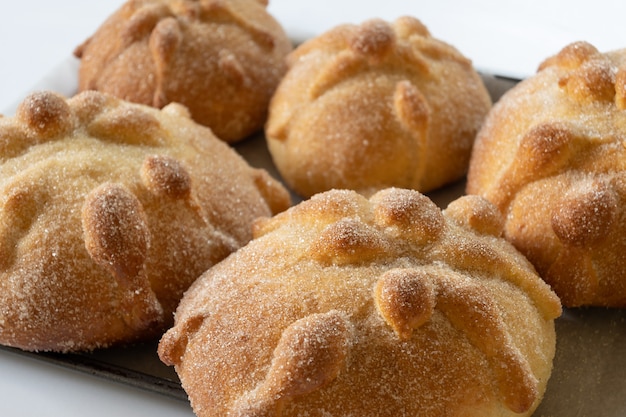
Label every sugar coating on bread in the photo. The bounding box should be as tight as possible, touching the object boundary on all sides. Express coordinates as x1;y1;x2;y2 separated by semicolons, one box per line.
0;90;291;352
158;188;561;417
467;41;626;307
74;0;292;143
265;16;492;198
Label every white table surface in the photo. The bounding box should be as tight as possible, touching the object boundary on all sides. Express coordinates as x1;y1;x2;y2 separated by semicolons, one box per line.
0;1;624;416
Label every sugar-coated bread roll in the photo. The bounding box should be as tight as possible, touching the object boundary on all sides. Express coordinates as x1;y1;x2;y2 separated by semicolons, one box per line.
265;17;492;198
0;90;291;352
74;0;292;143
159;188;561;417
467;41;626;307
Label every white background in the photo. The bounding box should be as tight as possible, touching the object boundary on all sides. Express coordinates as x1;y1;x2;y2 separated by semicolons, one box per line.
0;1;624;416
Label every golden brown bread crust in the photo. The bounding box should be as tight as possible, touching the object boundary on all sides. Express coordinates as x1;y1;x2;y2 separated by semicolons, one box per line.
466;41;626;307
158;188;561;417
74;0;292;143
265;17;492;198
0;90;291;352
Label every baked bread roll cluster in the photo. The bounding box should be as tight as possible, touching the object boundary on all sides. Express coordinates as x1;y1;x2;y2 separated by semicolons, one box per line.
467;41;626;307
3;3;582;412
0;90;290;352
159;188;561;417
265;16;492;198
74;0;292;143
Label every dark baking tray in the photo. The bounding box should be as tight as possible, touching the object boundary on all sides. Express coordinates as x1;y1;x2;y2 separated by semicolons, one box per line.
0;340;186;401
